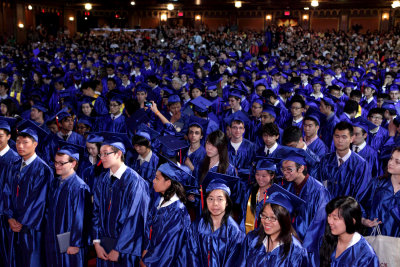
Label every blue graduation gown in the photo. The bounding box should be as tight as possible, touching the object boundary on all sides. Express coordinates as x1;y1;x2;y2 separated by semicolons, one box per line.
142;196;191;266
320;114;340;151
361;99;377;118
239;186;267;233
92;167;150;266
81;162;106;193
3;155;53;267
43;132;86;165
357;145;380;178
44;173;90;267
287;176;330;267
238;231;309;267
316;152;371;202
96;115;127;133
364;177;400;237
307;137;328;160
329;234;379;267
183;146;206;173
183;217;245;267
0;149;20;267
128;152;159;184
368;126;389;152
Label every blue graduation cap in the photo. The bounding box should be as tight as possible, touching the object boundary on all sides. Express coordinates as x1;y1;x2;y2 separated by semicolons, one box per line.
304;106;326;126
264;184;306;214
77;118;93;129
57;140;85;161
157;161;196;185
202;172;240;197
168;94;181;104
272;146;316;166
389;84;400;92
136;123;160;141
188;116;208;134
157;134;189;152
17;119;49;143
223;110;250;126
254;78;268;89
228;89;244;99
321;97;337;111
262;104;277;119
382;100;396;112
311;78;324;85
191;96;212;113
99;132;133;154
280;82;294;93
255;157;277;172
32;102;48;113
0;117;17;132
86;133;104;143
55;108;72;122
110;94;125;104
126;109;151;135
351;116;378;133
0;120;11;132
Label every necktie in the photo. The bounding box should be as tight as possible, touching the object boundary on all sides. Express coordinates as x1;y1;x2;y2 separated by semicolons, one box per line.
110;175;117;184
63;135;68;141
266;149;270;157
355;146;359;153
339;158;344;167
20;162;26;171
112;116;115;121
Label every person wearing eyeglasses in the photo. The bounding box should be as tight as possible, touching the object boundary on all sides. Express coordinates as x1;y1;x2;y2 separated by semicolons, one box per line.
238;185;309;267
96;95;127;133
285;95;305;129
92;134;149;266
366;108;388;152
279;147;330;267
44;145;90;267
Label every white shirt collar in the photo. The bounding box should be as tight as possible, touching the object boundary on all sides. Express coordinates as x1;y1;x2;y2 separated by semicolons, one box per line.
110;163;127;179
347;232;361;249
344;113;351;119
369;126;379;134
138;150;152;163
111;113;122;120
89;155;96;165
57;131;72;139
265;142;278;154
310;92;323;98
293;117;304;124
366;97;374;104
0;145;10;157
263;236;283;252
23;153;37;166
336;149;352;166
157;194;179;209
353;141;366;152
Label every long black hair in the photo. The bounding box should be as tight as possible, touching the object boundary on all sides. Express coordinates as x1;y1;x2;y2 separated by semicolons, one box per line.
319;196;362;267
256;203;296;260
199;130;230;184
250;170;276;215
202;189;233;231
159;171;186;205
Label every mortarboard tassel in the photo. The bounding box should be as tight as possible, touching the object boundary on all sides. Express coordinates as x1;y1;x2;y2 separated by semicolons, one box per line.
200;185;204;210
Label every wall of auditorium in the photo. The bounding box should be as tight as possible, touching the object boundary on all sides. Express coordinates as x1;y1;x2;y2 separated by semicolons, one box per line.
1;3;400;43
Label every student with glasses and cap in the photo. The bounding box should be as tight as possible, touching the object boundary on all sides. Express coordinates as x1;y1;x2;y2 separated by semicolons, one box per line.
92;132;150;266
238;184;309;267
182;172;245;267
44;143;90;267
140;161;191;267
278;146;330;267
3;120;53;267
240;158;277;234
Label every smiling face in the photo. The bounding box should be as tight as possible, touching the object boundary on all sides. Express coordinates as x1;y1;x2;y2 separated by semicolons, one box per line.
261;204;281;239
255;170;273;188
327;208;347;236
153;170;171;194
387;150;400;175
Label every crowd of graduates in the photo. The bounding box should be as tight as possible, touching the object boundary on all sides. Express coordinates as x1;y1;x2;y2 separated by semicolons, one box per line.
0;24;400;266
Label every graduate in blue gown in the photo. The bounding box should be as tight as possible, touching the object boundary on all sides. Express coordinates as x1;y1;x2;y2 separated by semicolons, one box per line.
303;111;328;159
96;95;127;133
3;123;53;267
183;122;207;173
367;108;388;151
279;148;330;267
44;145;90;267
316;121;372;202
240;159;277;234
81;134;106;192
0;120;20;267
319;196;379;267
319;98;340;151
238;185;309;267
361;148;400;237
256;122;283;158
92;133;149;266
141;162;191;266
183;176;245;267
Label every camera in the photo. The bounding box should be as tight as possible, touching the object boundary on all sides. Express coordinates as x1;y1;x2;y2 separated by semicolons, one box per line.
144;101;152;108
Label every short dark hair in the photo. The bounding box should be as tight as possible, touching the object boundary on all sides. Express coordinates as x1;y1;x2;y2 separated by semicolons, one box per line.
350;90;362;99
132;135;150;148
368;108;384;118
55;152;79;171
321;98;335;112
282;126;302;145
290;95;306;109
343;100;358;114
16;132;36;143
333;121;354;136
262;123;280;137
304;116;319;126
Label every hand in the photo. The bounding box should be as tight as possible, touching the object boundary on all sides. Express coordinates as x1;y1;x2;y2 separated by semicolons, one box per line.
140;250;147;267
362;218;382;227
94;243;108;260
185;157;194;171
149;101;158;113
67;246;80;255
8;218;22;232
108;249;119;262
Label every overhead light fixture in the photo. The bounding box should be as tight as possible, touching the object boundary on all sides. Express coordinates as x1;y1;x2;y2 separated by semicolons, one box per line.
161;14;167;21
195;15;201;20
195;0;201;5
28;5;33;10
266;15;272;20
382;13;389;20
304;7;309;10
392;1;400;8
167;4;174;10
303;14;309;20
235;1;242;8
69;16;75;21
85;17;88;20
130;1;135;5
311;1;319;7
84;3;92;10
18;23;24;28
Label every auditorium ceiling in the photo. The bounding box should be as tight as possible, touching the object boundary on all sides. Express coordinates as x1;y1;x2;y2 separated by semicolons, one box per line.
21;0;394;10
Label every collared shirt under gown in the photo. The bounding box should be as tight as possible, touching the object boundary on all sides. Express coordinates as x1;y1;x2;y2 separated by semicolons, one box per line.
44;173;90;267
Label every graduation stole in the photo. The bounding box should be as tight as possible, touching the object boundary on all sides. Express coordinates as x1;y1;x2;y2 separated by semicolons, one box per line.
245;190;268;234
9;90;21;104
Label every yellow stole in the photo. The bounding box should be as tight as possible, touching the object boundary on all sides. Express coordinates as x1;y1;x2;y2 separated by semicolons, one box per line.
9;91;21;104
245;191;259;234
